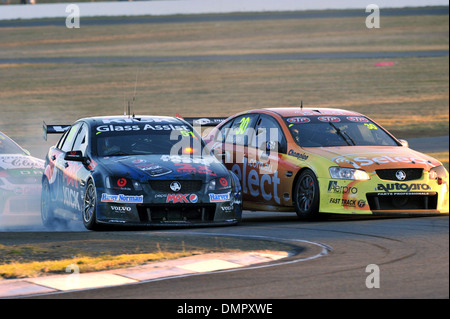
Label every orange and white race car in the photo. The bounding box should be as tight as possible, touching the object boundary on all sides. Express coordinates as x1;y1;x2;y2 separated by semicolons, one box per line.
195;107;449;219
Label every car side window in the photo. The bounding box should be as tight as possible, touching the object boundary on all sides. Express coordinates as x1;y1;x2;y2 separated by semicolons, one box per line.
72;123;88;156
60;123;81;153
56;129;69;150
214;119;234;143
251;114;287;153
225;114;258;146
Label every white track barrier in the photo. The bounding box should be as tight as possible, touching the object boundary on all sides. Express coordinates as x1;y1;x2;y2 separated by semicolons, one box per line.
0;0;448;21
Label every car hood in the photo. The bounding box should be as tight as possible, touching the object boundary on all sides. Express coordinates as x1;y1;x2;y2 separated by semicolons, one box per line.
305;146;442;172
0;154;45;171
97;154;228;182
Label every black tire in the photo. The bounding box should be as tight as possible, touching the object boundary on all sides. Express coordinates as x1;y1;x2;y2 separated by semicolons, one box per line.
82;179;99;230
41;178;57;228
293;169;320;220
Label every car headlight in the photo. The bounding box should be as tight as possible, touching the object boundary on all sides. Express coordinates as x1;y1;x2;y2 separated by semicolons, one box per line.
329;167;370;180
106;177;142;191
208;176;231;191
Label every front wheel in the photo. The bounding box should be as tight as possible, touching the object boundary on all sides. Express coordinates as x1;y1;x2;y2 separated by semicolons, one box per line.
293;169;320;220
82;179;99;230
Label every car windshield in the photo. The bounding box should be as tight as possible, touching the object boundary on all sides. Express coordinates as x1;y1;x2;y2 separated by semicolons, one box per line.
284;115;400;147
95;124;207;157
0;132;27;155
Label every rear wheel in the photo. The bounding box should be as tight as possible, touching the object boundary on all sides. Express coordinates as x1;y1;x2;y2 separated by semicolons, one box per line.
293;169;320;220
82;179;99;230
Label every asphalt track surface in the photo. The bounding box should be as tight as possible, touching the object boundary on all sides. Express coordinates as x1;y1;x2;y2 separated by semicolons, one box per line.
38;215;447;299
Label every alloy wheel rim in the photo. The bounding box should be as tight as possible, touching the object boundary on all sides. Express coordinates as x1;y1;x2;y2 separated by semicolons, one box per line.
83;183;96;223
297;175;315;212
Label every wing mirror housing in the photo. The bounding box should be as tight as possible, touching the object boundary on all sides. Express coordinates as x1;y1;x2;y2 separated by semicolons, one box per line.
64;150;88;163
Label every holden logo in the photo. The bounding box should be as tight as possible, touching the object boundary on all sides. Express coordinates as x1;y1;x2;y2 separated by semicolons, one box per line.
170;181;181;192
395;170;407;181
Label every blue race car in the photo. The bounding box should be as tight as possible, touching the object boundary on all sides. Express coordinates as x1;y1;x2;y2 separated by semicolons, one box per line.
41;115;242;230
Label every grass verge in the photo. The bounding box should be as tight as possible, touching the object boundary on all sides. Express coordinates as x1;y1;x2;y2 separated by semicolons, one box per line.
0;250;199;279
0;232;295;279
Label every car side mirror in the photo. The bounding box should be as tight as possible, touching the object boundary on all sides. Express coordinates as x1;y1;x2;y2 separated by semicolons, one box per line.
64;150;86;162
399;139;409;148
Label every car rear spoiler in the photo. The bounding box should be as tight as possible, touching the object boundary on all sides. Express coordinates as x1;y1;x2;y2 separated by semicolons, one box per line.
43;121;71;141
176;114;227;126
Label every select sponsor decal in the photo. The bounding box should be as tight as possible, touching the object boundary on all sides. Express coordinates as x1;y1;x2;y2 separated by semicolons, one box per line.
101;193;144;203
376;183;431;192
166;194;198;203
209;192;231;202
